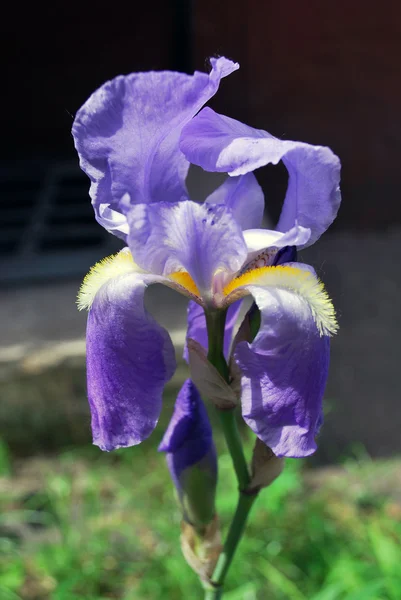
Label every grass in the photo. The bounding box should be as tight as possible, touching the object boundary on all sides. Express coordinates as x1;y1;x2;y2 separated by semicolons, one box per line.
1;394;401;599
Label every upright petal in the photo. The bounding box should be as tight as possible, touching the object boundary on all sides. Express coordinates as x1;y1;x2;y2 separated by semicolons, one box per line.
96;202;130;240
80;254;176;451
127;200;247;299
234;282;331;458
181;108;269;174
181;108;341;246
72;59;239;238
205;173;264;230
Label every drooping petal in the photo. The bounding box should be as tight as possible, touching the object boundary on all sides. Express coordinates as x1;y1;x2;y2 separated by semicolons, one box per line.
183;299;242;361
224;262;338;337
180;108;341;247
127;200;247;299
79;252;176;451
233;267;334;457
72;58;239;238
77;247;147;310
205;173;264;230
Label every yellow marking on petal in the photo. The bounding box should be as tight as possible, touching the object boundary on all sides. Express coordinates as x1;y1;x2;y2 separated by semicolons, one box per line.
224;265;338;337
168;271;201;299
77;248;141;311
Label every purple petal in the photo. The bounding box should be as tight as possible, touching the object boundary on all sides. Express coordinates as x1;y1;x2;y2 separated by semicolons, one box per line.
72;58;239;238
234;282;330;458
87;273;176;451
205;173;264;230
180;107;341;247
96;203;129;240
183;302;208;360
180;108;268;174
183;299;243;361
127;200;247;297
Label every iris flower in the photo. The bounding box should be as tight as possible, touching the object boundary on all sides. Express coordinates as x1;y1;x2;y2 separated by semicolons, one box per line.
73;57;340;458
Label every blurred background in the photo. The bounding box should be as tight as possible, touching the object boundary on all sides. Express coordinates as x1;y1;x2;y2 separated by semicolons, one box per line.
1;1;401;598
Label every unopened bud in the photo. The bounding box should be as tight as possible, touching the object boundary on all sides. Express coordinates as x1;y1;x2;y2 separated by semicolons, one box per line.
158;379;217;528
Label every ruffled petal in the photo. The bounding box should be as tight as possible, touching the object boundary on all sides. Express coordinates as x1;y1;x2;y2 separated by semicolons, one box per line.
72;58;239;238
96;203;130;241
180;108;341;246
180;108;268;174
234;281;331;458
205;173;264;230
85;270;176;451
127;200;247;299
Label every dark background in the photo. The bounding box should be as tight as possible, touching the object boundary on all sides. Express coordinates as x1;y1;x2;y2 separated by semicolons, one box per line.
4;1;401;227
1;0;401;462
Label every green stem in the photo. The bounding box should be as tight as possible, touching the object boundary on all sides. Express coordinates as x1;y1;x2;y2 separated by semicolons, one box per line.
203;309;258;599
203;586;223;600
211;492;257;586
205;310;250;491
217;410;250;491
205;309;230;381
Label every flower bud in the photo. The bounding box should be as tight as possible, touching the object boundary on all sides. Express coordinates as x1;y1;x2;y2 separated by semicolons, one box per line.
158;379;217;528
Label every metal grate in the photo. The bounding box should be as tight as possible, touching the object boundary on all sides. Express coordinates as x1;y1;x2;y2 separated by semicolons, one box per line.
0;161;123;284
